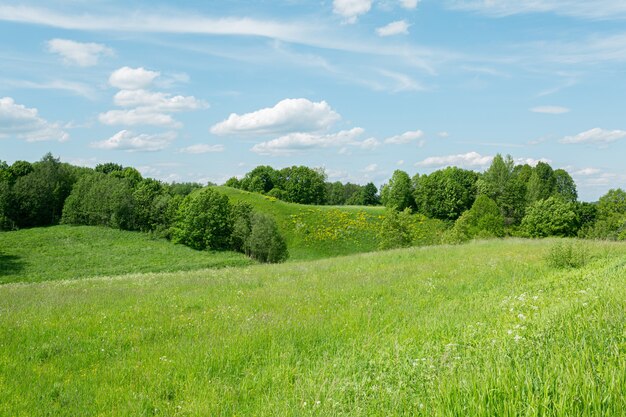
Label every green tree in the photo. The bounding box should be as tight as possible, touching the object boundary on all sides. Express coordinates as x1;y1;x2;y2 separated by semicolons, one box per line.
521;196;579;237
597;188;626;218
245;212;288;263
414;167;478;221
476;154;526;224
230;202;254;253
95;162;123;175
62;173;136;229
240;165;280;194
11;153;73;227
449;195;504;242
381;170;415;211
360;182;379;206
553;169;577;202
224;177;241;189
526;162;556;204
325;181;346;205
278;166;327;204
172;188;233;250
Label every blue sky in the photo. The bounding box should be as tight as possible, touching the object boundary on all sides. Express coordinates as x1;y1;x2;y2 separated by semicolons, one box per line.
2;0;626;201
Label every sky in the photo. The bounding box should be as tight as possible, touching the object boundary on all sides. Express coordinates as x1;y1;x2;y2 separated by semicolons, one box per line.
1;0;626;201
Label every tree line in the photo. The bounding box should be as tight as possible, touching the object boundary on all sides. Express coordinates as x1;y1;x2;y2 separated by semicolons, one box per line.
0;154;287;263
2;153;625;254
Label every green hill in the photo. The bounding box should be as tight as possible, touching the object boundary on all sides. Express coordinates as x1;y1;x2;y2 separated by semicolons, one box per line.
214;186;388;260
1;239;625;415
0;225;252;284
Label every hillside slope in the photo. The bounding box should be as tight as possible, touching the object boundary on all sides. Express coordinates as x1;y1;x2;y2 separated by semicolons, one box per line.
215;186;388;260
0;225;252;284
1;239;625;416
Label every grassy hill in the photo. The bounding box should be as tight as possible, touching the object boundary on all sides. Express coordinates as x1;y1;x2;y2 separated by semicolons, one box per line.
1;239;625;416
0;225;252;284
215;186;389;260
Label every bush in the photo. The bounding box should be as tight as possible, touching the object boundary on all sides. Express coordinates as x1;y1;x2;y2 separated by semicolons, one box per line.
546;241;589;269
378;208;446;250
172;188;233;250
246;213;288;263
521;196;579;237
230;202;254;252
448;195;504;242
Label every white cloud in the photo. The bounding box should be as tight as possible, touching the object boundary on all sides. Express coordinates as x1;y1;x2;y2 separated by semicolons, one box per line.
356;137;381;150
0;96;68;142
574;167;602;176
384;129;424;144
514;157;552;167
400;0;420;9
397;160;405;165
530;106;570;114
446;0;626;20
363;163;378;173
114;90;207;112
333;0;373;23
560;128;626;144
101;70;207;128
178;144;224;154
91;130;176;151
437;131;450;138
251;127;365;156
376;20;410;37
98;109;180;128
211;98;340;136
415;151;493;169
109;67;160;90
46;38;113;67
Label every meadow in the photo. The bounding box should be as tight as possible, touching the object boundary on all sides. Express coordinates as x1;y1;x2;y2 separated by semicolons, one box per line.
1;238;625;416
0;226;252;284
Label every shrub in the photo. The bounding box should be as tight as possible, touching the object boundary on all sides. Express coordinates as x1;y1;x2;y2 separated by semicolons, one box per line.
230;202;254;252
546;241;589;269
378;208;446;250
172;188;233;250
449;195;504;242
246;213;288;263
521;196;579;237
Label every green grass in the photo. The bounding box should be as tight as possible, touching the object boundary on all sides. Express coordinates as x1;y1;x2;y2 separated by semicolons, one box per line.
1;238;625;416
215;186;389;260
0;225;253;284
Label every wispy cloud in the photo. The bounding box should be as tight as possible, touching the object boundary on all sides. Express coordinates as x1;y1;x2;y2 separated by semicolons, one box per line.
560;128;626;145
530;106;570;114
376;20;410;37
46;38;113;67
446;0;626;20
178;144;224;154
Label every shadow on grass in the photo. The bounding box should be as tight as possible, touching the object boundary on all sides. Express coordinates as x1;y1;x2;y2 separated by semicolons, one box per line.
0;252;25;277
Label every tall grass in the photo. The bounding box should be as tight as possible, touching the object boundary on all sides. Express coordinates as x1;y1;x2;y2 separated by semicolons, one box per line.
1;239;625;415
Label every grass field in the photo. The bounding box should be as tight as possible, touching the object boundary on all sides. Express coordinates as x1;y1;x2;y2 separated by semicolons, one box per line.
0;225;252;284
216;186;412;260
1;238;625;416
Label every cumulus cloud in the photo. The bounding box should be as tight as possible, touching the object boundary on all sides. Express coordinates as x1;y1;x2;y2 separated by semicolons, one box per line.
109;66;160;90
91;130;176;151
400;0;420;9
376;20;410;37
178;144;225;154
415;151;493;169
98;109;180;128
100;68;207;128
251;127;366;156
0;96;68;142
530;106;570;114
384;129;423;144
514;157;552;167
113;89;207;112
211;98;340;136
46;38;113;67
333;0;373;23
560;128;626;145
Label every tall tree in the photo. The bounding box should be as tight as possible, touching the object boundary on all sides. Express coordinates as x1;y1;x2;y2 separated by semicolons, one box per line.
553;169;578;202
526;162;556;203
414;167;477;220
381;170;415;211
